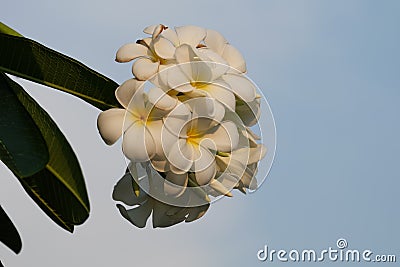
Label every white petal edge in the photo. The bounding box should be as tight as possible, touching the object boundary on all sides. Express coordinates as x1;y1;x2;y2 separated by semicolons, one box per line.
175;25;206;47
116;43;149;63
222;44;246;73
148;87;178;111
132;58;160;81
143;24;159;35
204;29;228;55
202;121;239;152
222;73;256;102
116;78;145;109
123;121;156;162
167;139;194;173
97;108;126;145
153;36;176;59
193;154;216;185
201;82;236;111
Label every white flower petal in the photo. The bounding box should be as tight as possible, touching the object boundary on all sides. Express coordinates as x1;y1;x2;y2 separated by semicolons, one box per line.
204;29;228;55
202;121;239;152
248;144;267;164
174;44;197;64
97;108;125;145
185;89;208;98
160;123;179;155
166;66;191;91
222;74;256;102
209;179;232;197
148;87;178;111
164;172;188;197
216;153;247;178
141;37;152;47
132;57;159;81
228;147;251;165
145;120;164;157
162;102;191;138
187;97;225;124
123;121;156;162
174;84;195;93
153;36;176;59
187;97;214;119
191;145;215;172
143;24;158;34
222;44;246;73
161;28;179;46
116;43;149;63
192;61;213;83
193;150;216;185
174;45;213;83
201;82;236;111
175;25;206;47
167;139;194;173
151;24;165;39
197;50;229;79
115;78;145;109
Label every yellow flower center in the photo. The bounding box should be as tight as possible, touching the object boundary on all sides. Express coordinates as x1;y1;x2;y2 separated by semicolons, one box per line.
185;125;203;147
190;81;208;89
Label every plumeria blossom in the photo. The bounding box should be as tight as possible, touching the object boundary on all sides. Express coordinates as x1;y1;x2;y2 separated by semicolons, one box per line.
149;44;257;113
115;24;247;81
98;24;273;228
203;28;247;73
160;98;239;196
97;78;177;162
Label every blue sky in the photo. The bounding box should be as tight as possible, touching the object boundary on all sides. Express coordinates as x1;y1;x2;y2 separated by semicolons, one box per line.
1;0;399;266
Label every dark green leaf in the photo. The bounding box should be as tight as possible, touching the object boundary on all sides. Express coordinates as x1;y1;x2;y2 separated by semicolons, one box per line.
0;22;120;111
0;205;22;254
0;73;49;177
4;74;90;232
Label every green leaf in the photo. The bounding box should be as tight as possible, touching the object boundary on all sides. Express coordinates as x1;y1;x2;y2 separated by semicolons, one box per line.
0;22;120;111
0;205;22;254
0;22;22;37
4;74;90;232
0;73;49;177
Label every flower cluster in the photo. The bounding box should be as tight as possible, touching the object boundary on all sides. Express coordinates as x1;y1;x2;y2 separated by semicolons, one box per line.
97;24;266;227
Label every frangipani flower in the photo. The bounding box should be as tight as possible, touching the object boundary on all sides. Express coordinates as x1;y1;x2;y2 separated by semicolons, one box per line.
98;23;274;228
154;98;239;196
115;24;175;81
115;24;248;82
150;44;257;113
97;78;177;162
204;29;247;73
116;24;207;81
216;144;266;190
